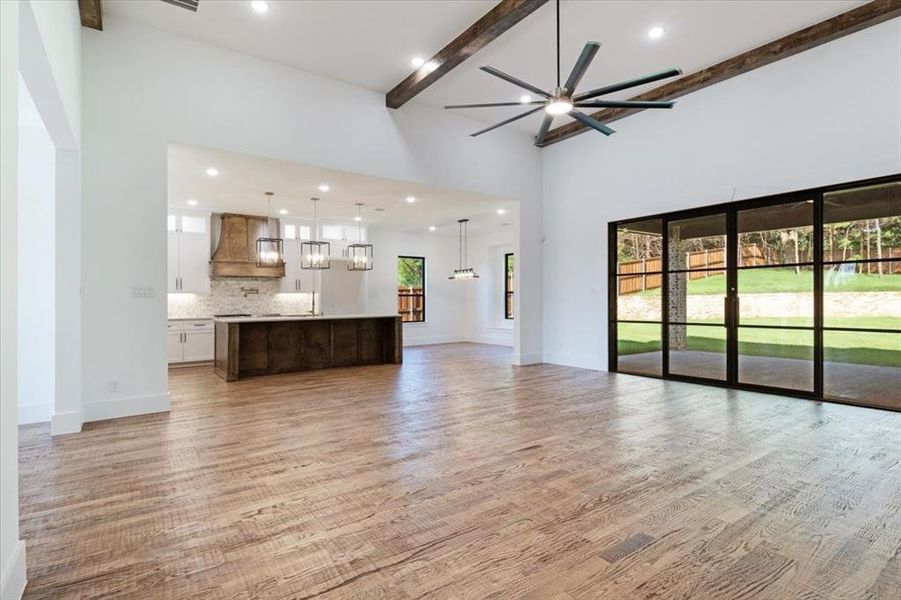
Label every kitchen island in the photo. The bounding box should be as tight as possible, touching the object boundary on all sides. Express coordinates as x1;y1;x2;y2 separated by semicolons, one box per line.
214;314;402;381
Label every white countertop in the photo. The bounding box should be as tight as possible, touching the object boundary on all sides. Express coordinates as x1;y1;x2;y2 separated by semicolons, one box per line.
213;313;399;323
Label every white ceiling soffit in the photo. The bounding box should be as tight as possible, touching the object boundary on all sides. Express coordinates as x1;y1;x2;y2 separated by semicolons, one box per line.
167;144;514;233
106;0;863;134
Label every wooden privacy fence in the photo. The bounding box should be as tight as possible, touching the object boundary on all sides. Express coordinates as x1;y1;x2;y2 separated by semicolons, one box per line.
618;245;763;295
397;287;425;322
618;245;900;295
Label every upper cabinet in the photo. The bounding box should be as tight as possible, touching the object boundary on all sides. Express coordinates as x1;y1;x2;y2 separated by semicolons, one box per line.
279;219;316;294
168;209;211;294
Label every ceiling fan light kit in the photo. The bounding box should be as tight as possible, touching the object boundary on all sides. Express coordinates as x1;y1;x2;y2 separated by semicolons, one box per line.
445;0;682;146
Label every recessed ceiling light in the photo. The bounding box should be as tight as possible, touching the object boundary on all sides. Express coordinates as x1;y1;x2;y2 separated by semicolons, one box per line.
205;167;219;177
519;94;532;104
428;226;436;232
318;184;330;192
251;1;269;14
187;199;198;206
648;26;665;40
411;56;425;68
496;208;506;215
354;215;363;222
279;209;288;215
424;61;439;73
406;196;416;204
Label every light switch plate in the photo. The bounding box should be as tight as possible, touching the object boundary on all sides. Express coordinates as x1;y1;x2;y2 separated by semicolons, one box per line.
131;286;155;298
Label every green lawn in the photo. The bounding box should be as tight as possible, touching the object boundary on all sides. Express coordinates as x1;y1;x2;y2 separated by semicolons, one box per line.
617;318;900;367
641;270;901;295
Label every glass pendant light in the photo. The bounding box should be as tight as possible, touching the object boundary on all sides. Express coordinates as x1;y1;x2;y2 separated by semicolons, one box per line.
347;203;373;271
300;197;330;270
256;191;284;267
449;218;479;280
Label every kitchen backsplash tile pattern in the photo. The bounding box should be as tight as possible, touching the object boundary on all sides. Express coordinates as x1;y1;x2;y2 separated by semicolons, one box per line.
168;278;313;318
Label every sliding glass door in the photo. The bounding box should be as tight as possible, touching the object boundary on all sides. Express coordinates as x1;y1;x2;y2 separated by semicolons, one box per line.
609;175;900;411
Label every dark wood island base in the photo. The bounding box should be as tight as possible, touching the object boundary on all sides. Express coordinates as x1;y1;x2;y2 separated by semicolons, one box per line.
214;315;402;381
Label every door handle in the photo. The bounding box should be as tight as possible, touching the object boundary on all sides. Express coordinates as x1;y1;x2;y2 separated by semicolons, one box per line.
724;296;740;328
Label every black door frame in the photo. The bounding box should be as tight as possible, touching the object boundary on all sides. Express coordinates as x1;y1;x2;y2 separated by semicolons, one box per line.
608;173;900;410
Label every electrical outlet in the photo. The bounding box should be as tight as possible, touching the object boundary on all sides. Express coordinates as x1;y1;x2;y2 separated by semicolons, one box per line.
108;380;119;393
131;287;155;298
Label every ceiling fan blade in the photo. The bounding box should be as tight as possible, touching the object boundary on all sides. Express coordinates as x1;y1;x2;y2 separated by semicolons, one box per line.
569;110;615;136
470;106;545;137
574;67;682;101
445;101;545;109
575;100;675;109
480;66;551;99
563;42;600;95
534;114;554;146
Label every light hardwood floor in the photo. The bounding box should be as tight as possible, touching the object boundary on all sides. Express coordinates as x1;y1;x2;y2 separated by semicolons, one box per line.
18;343;901;599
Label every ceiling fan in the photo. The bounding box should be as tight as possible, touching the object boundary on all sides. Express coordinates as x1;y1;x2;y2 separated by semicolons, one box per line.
445;0;683;146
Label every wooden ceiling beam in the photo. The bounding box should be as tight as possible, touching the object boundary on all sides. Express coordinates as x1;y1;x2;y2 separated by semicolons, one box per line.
540;0;901;147
386;0;548;109
78;0;103;31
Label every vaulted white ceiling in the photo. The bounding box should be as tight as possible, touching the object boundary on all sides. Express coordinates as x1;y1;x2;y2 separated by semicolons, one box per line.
107;0;864;135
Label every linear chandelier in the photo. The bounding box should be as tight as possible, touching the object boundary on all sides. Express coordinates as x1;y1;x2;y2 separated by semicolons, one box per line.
449;218;478;280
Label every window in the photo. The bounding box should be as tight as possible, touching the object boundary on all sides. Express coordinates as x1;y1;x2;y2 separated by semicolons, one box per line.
504;253;514;319
397;256;425;323
282;223;311;240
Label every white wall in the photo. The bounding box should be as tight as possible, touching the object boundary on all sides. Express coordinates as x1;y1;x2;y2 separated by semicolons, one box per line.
81;17;543;420
366;228;467;345
466;227;515;346
541;20;901;370
2;1;81;596
17;77;55;425
0;2;23;596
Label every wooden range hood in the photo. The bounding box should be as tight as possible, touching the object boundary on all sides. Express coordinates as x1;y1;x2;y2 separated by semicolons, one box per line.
210;213;285;278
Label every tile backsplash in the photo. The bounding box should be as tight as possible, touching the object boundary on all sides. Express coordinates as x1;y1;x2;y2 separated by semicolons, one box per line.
168;278;313;318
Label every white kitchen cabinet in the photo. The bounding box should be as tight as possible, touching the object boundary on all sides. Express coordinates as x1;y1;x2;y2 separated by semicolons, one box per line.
167;232;180;293
167;330;183;363
168;320;214;363
168;209;210;293
279;239;317;294
183;330;215;362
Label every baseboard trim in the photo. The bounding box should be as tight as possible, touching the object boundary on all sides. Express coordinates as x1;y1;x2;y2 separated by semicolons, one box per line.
542;352;604;371
84;392;171;423
0;539;26;600
404;335;465;347
51;410;83;436
513;351;543;366
17;403;51;425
